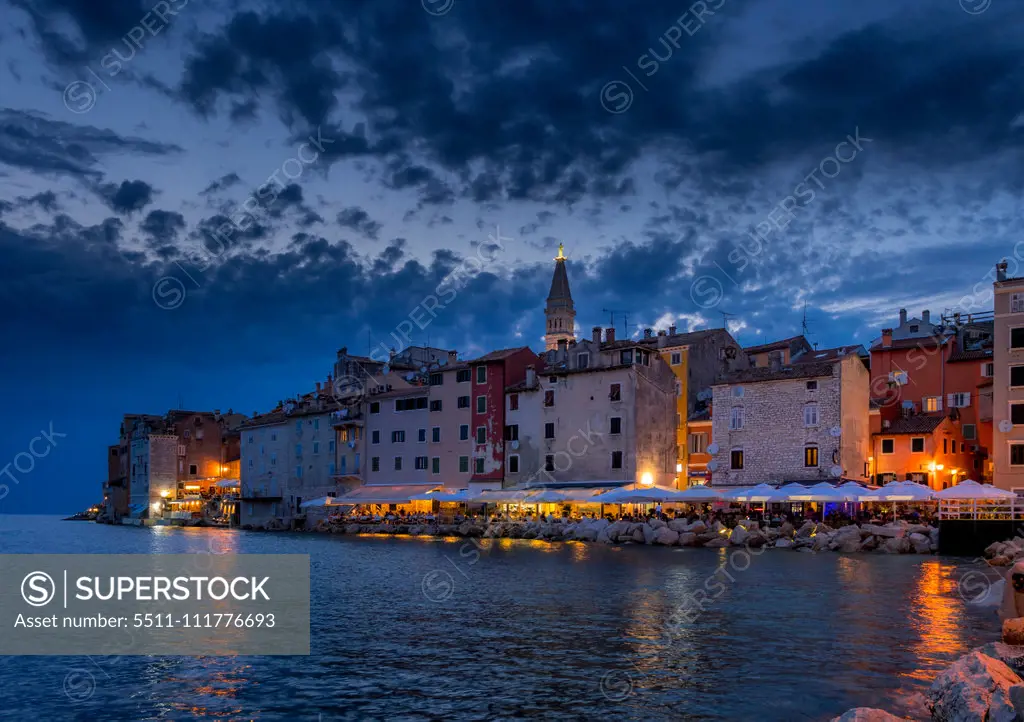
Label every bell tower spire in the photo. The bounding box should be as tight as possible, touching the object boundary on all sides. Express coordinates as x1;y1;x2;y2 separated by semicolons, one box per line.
545;243;576;351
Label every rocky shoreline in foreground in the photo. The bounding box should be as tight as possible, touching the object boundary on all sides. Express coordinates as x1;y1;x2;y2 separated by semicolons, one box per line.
249;515;941;555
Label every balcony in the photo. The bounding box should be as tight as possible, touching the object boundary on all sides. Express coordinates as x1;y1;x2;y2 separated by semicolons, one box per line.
240;484;282;501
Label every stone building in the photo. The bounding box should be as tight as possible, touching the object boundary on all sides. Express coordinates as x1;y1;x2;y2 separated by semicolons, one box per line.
128;423;177;520
709;351;871;486
992;262;1024;491
743;335;813;368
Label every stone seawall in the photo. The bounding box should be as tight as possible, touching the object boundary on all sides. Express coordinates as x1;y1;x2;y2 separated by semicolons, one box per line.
248;516;940;555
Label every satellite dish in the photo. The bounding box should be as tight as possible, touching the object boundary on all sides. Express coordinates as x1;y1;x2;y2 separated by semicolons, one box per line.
706;442;720;455
830;426;842;438
511;440;520;450
1000;420;1014;433
696;389;713;401
420;366;428;373
707;460;719;472
406;373;415;381
340;408;349;418
830;465;843;478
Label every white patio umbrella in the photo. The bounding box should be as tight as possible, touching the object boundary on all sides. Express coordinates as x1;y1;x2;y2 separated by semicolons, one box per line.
594;485;682;504
470;489;535;504
729;484;790;503
786;485;846;502
933;479;1016;500
526;489;570;504
428;489;471;503
674;485;727;503
861;482;934;502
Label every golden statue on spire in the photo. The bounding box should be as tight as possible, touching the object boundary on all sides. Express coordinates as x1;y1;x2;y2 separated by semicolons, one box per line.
555;243;566;261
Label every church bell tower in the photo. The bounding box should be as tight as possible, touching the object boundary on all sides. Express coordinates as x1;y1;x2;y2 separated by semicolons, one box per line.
545;243;576;351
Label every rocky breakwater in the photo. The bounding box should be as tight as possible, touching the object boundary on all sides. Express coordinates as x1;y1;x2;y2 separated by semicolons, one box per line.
984;537;1024;567
832;643;1024;721
301;517;939;554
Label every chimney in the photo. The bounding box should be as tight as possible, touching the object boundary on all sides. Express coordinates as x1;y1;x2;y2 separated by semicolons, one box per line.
606;327;616;343
315;382;322;393
448;350;458;361
881;328;893;348
998;260;1009;282
658;333;669;349
592;326;602;344
669;324;677;335
899;309;907;326
526;365;536;388
769;353;782;371
644;327;653;339
922;310;931;325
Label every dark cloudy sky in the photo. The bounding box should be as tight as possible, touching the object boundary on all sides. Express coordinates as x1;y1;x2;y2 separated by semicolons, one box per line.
1;0;1021;513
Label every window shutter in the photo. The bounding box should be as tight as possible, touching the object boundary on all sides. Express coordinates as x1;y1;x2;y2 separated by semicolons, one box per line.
935;396;943;411
965;392;971;406
947;393;955;408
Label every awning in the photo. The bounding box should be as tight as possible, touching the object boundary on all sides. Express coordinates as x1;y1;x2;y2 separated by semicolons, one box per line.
300;496;338;509
933;479;1017;500
336;485;441;505
129;503;147;517
216;479;240;488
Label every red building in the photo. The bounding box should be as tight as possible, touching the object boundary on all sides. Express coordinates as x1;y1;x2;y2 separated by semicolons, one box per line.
869;310;994;481
468;347;543;491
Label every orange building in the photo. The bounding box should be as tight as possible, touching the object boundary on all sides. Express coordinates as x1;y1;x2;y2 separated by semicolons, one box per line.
868;415;973;490
686;407;713;486
869;309;993;480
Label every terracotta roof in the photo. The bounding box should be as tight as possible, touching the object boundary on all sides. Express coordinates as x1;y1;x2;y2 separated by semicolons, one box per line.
743;335;807;355
505;380;541;393
978;379;994;388
715;362;835;385
870;336;951;351
948;348;993;363
792;345;866;364
470;346;533;364
638;328;726;349
688;408;712;422
880;415;945;435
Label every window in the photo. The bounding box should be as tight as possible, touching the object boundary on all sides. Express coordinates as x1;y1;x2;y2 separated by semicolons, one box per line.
577;353;590;369
1013;366;1024;388
312;441;320;454
950;392;971;408
458;395;470;408
295;443;303;457
474;457;484;474
415;456;428;470
248;458;254;469
328;462;335;475
508;455;519;473
271;433;277;441
964;424;977;440
943;438;948;454
732;387;745;398
432;427;441;443
394;457;403;471
549;375;558;384
430;400;443;412
459;424;469;441
620;350;633;365
504;424;519;441
881;438;895;455
183;429;190;439
186;463;198;476
923;396;942;413
889;371;908;385
392;430;406;443
417;397;428;410
416;428;426;443
477;396;487;413
456;369;471;383
670;351;682;365
313;418;320;430
429;372;444;386
806;381;817;391
370;401;380;414
458;456;469;473
610;417;622;435
545;455;555;472
396;398;424;412
1012;293;1024;314
804;446;819;467
426;457;438;475
689;432;708;454
609;383;622;402
1011;444;1024;466
730;407;744;430
270;453;277;466
508;393;519;411
295;466;302;479
544;390;555;407
637;350;650;366
911;437;925;453
982;362;995;378
545;422;555;439
730;449;744;470
803;404;819;427
611;451;623;469
371;430;380;445
476;366;487;383
246;434;253;445
475;427;486;444
328;440;335;453
909;325;919;333
1012;403;1024;425
371;456;380;472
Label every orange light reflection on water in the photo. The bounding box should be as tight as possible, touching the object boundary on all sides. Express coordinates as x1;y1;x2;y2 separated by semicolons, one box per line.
900;560;967;685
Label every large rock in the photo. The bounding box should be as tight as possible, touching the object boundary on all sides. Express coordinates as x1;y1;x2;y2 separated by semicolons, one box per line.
653;527;679;546
711;520;725;533
689;520;708;535
1004;619;1024;647
796;521;816;538
642;523;658;545
835;537;863;553
830;709;904;722
695;532;718;545
775;538;795;549
703;537;730;548
881;536;911;554
988;541;1009;558
677;532;699;547
863;524;902;539
812;533;834;552
975;643;1024;675
345;524;360;534
631;528;646;543
746;532;769;549
668;519;690;533
779;521;795;538
649;518;666;530
928;651;1021;722
905;523;931;536
909;532;932;554
729;526;751;546
861;535;879;552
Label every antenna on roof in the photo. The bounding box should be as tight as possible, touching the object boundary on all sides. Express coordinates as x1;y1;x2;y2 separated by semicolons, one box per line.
720;311;736;328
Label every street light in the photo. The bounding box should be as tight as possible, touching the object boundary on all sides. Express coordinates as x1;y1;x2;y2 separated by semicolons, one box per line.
640;472;654;487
